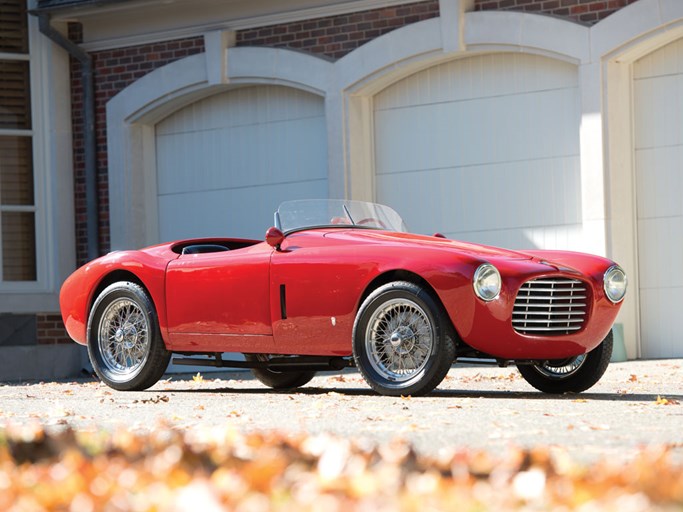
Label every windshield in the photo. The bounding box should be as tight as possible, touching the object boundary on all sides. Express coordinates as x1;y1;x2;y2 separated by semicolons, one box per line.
275;199;408;234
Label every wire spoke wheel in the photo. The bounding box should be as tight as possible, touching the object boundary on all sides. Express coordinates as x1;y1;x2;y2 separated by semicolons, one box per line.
354;281;455;396
365;298;434;383
517;330;614;394
533;355;587;380
98;298;151;378
88;282;170;391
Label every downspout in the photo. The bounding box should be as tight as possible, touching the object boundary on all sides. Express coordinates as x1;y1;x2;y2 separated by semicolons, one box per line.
34;13;100;261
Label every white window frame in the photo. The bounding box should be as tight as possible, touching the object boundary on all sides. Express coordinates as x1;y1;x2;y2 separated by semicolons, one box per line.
0;0;75;313
0;9;45;291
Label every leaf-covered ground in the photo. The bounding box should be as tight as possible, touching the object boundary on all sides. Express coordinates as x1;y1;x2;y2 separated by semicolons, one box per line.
1;424;682;511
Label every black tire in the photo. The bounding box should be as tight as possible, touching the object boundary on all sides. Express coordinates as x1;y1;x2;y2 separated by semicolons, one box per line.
244;354;316;389
87;282;171;391
352;281;455;396
517;330;614;394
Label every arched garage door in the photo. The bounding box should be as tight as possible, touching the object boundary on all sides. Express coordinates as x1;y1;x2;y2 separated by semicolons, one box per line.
155;85;328;241
634;38;683;358
374;53;581;250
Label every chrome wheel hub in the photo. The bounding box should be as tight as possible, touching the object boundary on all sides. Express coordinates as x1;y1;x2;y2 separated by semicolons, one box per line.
97;298;150;380
389;326;416;354
365;298;433;383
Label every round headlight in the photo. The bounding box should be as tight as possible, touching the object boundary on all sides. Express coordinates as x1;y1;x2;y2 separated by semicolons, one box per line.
473;263;502;302
604;265;627;303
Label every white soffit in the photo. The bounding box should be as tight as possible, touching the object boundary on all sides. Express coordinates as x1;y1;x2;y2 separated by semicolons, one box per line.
54;0;432;51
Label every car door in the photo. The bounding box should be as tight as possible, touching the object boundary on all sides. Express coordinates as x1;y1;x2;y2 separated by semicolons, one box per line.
269;230;377;356
165;243;275;352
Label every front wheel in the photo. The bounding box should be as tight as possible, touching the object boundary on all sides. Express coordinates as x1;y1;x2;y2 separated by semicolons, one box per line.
244;354;316;389
517;330;613;394
87;282;170;391
353;281;455;396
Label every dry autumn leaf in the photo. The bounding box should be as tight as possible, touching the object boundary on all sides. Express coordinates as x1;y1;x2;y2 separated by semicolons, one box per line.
655;395;681;406
0;426;681;511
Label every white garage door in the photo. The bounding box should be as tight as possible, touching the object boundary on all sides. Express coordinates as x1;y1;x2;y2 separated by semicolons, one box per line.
634;38;683;358
374;53;581;250
156;85;328;241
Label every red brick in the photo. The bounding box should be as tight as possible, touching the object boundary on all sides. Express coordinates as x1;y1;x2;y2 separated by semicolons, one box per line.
475;0;637;24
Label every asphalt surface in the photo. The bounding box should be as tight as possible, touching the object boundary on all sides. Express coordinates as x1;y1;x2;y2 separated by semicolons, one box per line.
0;359;681;462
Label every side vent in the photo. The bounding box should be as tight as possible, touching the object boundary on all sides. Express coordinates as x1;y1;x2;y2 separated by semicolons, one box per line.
280;284;287;320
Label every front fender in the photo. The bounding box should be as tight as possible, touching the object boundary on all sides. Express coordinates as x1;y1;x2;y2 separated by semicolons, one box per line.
59;251;172;345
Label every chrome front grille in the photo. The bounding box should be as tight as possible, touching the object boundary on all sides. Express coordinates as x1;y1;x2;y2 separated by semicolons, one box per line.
512;278;588;335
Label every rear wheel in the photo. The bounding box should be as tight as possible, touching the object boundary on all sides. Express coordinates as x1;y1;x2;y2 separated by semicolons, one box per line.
244;354;316;389
353;281;455;396
87;282;170;391
517;330;613;394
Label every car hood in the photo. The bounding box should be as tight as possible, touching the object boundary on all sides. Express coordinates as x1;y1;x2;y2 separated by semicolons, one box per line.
324;230;533;260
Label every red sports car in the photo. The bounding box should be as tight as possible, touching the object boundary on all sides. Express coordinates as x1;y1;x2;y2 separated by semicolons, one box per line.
60;199;627;396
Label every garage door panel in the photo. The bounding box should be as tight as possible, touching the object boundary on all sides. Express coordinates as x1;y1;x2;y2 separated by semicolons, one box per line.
158;117;326;196
446;224;584;252
635;146;683;220
156;85;327;242
377;157;580;239
375;53;578;112
375;53;579;253
634;74;683;149
639;288;683;358
157;87;324;136
158;178;328;241
376;88;579;176
634;37;683;80
635;38;683;357
636;217;683;290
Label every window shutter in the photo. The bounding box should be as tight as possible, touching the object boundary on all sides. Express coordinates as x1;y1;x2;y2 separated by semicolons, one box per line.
0;0;29;53
0;60;31;130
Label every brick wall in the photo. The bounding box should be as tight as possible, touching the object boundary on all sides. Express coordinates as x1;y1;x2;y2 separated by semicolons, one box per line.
69;28;205;265
474;0;639;24
236;0;439;59
36;314;72;345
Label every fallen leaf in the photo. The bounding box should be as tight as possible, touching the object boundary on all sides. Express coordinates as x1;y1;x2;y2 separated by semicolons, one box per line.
133;395;169;405
193;372;203;383
655;396;680;406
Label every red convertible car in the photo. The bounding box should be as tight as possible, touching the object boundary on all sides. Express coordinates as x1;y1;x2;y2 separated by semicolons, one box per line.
60;199;626;396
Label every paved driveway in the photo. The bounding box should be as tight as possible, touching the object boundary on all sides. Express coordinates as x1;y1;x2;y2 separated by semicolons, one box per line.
0;359;681;462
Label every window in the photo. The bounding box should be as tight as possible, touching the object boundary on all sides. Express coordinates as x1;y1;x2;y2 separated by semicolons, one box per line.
0;0;36;282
